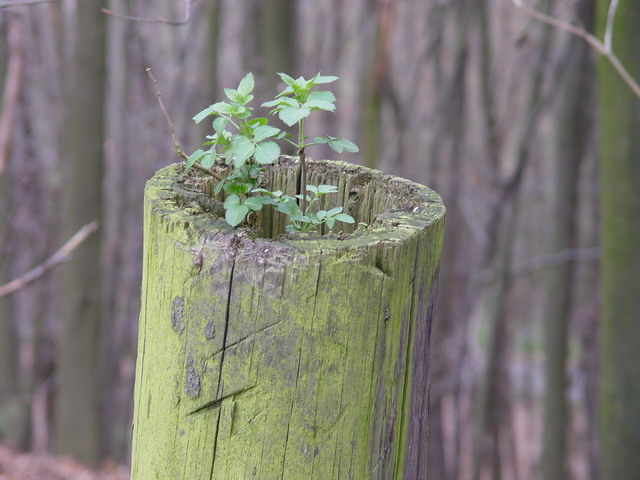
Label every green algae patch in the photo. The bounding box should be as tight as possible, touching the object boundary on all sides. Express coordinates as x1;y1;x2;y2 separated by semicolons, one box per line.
131;160;445;479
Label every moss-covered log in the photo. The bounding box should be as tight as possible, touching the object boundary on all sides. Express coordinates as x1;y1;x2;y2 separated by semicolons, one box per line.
131;159;445;479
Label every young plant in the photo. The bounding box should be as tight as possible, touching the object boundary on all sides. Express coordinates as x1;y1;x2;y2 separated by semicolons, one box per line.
262;73;358;210
188;72;358;232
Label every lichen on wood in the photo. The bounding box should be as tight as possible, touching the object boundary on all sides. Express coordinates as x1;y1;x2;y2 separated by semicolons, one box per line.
131;160;445;479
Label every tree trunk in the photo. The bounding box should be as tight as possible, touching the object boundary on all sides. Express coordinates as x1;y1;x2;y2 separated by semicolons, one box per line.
131;159;445;479
540;2;594;479
596;1;640;478
55;0;106;466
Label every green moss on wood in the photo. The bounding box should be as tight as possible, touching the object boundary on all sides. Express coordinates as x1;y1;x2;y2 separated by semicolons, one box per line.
131;160;445;479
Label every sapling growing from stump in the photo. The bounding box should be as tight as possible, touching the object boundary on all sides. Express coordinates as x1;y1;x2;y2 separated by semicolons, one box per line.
186;72;358;232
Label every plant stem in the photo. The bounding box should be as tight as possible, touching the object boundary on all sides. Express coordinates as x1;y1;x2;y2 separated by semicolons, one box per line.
298;119;307;211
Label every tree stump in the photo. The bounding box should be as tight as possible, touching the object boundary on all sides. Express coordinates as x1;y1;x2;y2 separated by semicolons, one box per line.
131;158;445;479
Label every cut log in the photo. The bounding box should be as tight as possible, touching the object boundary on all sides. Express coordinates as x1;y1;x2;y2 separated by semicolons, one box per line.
131;158;445;479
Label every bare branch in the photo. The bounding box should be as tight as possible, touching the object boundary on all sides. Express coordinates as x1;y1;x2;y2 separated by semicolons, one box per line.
0;17;24;175
604;0;619;54
512;0;640;99
101;0;193;25
0;222;99;298
513;247;600;277
145;67;223;181
0;0;55;7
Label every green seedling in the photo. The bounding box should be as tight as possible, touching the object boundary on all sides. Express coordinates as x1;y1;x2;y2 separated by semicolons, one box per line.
188;72;358;232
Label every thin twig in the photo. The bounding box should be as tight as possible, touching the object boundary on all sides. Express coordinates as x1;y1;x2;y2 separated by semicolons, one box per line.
145;67;223;181
513;247;600;277
0;221;98;298
101;0;192;25
604;0;619;54
512;0;640;99
0;0;56;8
0;17;24;175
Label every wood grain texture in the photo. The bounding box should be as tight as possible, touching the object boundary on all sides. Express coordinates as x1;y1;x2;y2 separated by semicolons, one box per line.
131;160;445;479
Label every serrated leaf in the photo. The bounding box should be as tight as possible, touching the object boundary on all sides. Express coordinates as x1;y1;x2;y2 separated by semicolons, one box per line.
326;218;335;229
254;141;280;164
278;107;311;126
306;185;318;194
201;152;216;169
261;99;281;108
253;125;280;143
223;194;240;207
304;99;336;112
225;204;249;227
316;210;327;221
277;72;295;85
336;138;359;152
186;149;205;169
193;107;216;124
308;90;336;103
230;136;256;166
243;196;265;211
211;101;233;114
327;139;345;153
334;213;355;223
314;74;339;84
224;88;243;103
237;73;254;96
312;136;329;144
212;117;228;133
317;184;338;194
327;206;343;216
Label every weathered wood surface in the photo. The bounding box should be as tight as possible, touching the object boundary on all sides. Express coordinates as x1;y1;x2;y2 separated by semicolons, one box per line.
131;160;445;479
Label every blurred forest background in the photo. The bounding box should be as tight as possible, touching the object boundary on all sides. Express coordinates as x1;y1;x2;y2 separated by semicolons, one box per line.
1;0;639;479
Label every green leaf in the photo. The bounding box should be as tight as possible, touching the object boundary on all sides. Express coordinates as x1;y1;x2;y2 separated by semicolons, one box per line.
277;72;296;85
316;210;327;221
304;99;336;112
317;184;338;194
214;180;226;195
230;136;256;166
225;204;249;227
225;182;251;195
308;90;336;103
243;196;266;211
237;73;255;97
186;149;205;169
193;107;215;124
223;194;240;207
306;185;318;194
261;99;281;108
312;136;329;144
201;152;216;169
334;213;355;223
327;206;343;216
211;101;233;115
212;117;228;133
314;74;339;84
224;88;243;104
253;125;280;143
326;218;335;229
278;107;311;126
336;138;359;152
254;141;281;164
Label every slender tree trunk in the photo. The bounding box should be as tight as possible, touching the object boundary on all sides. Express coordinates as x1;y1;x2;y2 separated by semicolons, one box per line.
259;0;294;96
540;2;594;479
0;14;27;449
596;1;640;478
55;0;106;466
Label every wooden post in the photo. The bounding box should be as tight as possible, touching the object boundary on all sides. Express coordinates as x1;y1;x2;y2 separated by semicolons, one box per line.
131;159;445;479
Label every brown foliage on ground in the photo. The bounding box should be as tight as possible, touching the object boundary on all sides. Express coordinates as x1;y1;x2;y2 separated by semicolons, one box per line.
0;446;128;480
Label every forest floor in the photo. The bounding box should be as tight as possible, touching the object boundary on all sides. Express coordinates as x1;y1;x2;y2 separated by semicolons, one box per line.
0;446;129;480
